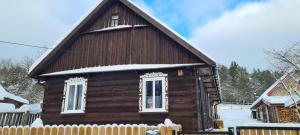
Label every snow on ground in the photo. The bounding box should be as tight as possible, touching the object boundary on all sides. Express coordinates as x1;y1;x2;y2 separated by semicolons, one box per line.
218;104;261;129
0;103;16;112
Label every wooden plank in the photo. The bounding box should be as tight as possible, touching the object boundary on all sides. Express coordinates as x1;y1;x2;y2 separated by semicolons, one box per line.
37;128;43;135
65;127;71;135
285;130;291;135
160;126;166;135
44;128;51;135
290;130;297;135
16;128;23;135
58;127;64;135
278;130;284;135
139;127;146;135
256;129;262;135
133;126;138;135
2;128;9;135
167;127;172;135
30;128;37;135
263;129;270;135
270;130;277;135
112;127;118;135
86;127;92;135
72;127;78;135
51;127;58;135
243;129;249;135
92;127;98;135
79;127;85;135
126;127;132;135
105;127;111;135
99;127;105;135
250;129;256;135
9;128;16;135
23;128;29;135
120;127;125;135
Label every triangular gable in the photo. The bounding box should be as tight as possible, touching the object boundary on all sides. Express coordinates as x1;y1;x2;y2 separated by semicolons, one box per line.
29;0;215;77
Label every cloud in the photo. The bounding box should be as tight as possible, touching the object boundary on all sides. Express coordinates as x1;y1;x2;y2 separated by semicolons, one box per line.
190;0;300;70
0;0;97;60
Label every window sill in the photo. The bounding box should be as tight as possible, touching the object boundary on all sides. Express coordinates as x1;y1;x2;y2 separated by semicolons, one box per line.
61;110;85;115
139;109;168;114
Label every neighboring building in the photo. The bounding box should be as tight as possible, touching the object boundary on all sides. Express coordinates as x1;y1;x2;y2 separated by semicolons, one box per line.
28;0;221;131
251;69;300;123
0;84;29;108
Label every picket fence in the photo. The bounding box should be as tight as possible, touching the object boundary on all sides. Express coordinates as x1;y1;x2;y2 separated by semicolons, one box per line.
0;112;41;126
236;126;300;135
0;124;181;135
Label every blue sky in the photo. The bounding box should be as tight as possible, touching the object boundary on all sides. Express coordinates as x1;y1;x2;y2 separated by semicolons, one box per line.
0;0;299;70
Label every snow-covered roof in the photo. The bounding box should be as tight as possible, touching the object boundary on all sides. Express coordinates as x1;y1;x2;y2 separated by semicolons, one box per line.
29;0;215;75
251;69;293;109
15;103;42;114
262;96;291;105
284;95;300;107
41;63;204;76
0;84;29;104
29;0;104;73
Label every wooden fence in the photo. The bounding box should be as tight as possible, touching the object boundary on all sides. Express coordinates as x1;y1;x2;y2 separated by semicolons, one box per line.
0;124;181;135
0;112;41;126
236;126;300;135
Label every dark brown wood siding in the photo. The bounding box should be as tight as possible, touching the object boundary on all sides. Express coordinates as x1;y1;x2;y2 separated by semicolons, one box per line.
42;68;201;131
42;2;202;74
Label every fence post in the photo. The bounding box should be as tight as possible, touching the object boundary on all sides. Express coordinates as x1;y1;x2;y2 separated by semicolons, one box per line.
228;127;234;135
21;111;29;126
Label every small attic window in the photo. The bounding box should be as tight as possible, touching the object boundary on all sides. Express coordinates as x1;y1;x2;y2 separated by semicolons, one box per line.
111;15;119;27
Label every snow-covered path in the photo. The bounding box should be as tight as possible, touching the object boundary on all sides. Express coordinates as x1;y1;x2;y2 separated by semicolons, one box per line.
218;104;261;129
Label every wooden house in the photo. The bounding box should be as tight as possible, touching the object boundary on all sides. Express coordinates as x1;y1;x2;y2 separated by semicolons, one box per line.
28;0;221;131
0;84;29;108
251;69;300;123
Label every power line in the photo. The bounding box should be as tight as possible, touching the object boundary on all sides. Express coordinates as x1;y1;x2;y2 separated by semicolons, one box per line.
0;40;51;49
0;40;83;55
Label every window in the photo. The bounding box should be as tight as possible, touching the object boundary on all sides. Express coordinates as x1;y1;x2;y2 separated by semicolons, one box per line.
139;73;168;113
111;15;119;27
61;77;87;114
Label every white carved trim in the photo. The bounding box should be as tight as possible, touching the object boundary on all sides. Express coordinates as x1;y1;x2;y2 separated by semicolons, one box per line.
140;72;168;78
61;77;88;114
139;72;168;113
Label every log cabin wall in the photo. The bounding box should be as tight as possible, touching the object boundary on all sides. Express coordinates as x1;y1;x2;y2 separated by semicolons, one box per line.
276;106;299;123
42;2;202;75
42;68;201;131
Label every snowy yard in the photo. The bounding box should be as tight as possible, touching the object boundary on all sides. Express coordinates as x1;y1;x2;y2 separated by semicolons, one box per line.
218;104;261;129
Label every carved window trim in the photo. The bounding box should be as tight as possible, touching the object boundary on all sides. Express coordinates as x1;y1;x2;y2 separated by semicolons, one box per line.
139;72;168;113
61;77;88;114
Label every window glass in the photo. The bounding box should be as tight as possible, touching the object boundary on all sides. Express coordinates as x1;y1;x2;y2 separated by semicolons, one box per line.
76;85;83;110
67;85;76;110
155;80;162;108
146;81;153;108
111;15;119;27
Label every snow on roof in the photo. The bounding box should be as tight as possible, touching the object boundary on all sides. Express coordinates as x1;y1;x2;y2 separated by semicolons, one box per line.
127;0;215;62
0;84;29;104
41;63;204;76
29;0;215;74
262;96;291;104
284;95;300;107
251;68;293;109
29;0;104;73
15;103;42;114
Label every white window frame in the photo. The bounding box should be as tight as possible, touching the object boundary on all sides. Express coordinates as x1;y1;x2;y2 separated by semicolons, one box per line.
139;72;168;113
61;77;87;114
111;15;119;27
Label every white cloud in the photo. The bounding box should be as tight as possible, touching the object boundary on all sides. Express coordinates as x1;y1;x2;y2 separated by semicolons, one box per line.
190;0;300;70
0;0;97;60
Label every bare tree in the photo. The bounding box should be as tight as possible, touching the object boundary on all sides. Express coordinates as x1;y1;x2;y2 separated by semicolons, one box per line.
266;42;300;119
266;42;300;71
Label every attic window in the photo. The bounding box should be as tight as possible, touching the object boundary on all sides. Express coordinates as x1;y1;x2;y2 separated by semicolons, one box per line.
111;15;119;27
139;72;168;113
